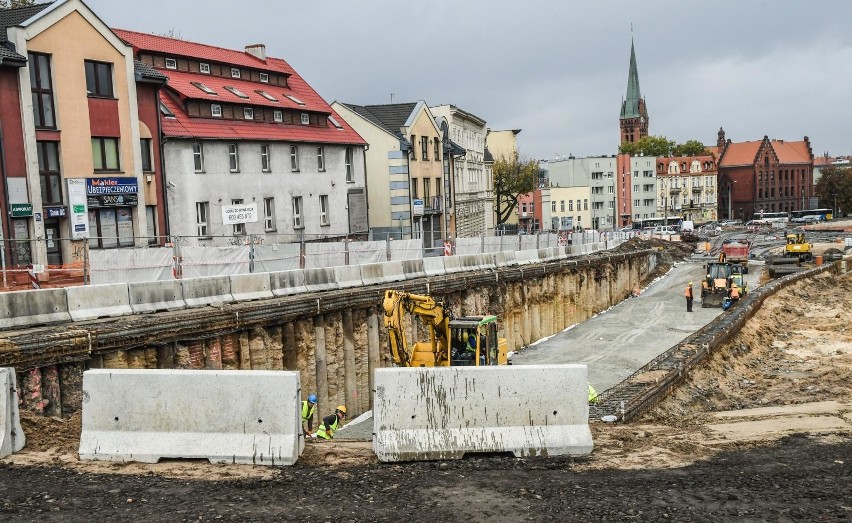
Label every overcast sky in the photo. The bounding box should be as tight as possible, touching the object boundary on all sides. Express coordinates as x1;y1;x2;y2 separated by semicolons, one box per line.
87;0;852;160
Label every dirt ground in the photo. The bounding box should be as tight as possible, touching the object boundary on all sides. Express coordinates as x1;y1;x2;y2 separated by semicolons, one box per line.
1;259;850;521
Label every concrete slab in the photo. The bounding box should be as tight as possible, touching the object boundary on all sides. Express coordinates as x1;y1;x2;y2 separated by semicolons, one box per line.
229;273;273;302
66;283;132;322
129;280;185;314
0;368;25;458
373;365;593;462
79;369;303;466
270;270;308;296
182;276;234;308
0;288;71;328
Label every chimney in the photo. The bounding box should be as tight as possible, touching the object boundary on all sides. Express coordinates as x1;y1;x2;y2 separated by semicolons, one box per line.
245;44;266;62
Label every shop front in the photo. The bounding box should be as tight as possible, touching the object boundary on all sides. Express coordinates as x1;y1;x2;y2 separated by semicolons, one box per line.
86;177;137;249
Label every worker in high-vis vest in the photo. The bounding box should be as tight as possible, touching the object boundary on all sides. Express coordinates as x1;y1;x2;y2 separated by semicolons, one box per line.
301;394;317;437
316;405;347;440
588;384;599;404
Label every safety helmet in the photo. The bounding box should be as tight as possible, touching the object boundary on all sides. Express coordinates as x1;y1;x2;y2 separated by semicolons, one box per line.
308;394;317;404
688;281;693;286
336;405;347;414
462;331;469;342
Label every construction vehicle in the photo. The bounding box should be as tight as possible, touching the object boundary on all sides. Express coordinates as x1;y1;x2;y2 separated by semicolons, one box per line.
721;240;750;274
701;262;733;308
784;231;813;261
382;290;509;367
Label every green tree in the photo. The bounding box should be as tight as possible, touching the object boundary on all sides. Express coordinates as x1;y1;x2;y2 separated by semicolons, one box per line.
618;135;676;156
0;0;36;8
673;139;709;156
814;166;852;217
493;152;539;226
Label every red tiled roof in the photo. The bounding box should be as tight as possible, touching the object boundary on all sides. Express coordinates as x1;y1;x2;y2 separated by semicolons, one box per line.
720;141;762;167
160;92;365;144
770;140;811;164
705;145;720;157
113;29;287;74
814;155;851;166
164;70;321;112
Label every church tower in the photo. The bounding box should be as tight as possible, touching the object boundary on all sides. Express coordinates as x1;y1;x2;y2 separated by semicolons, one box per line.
619;38;649;145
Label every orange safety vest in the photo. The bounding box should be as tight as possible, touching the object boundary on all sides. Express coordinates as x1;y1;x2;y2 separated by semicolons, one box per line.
685;285;693;298
730;287;740;299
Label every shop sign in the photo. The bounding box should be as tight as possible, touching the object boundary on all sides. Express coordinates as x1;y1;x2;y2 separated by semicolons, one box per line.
45;207;67;219
67;179;89;240
10;203;32;217
87;194;139;208
86;177;138;195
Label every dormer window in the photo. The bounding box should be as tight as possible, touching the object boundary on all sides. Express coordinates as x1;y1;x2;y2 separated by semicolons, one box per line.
199;63;210;74
259;73;269;83
256;90;278;102
230;67;241;78
300;113;309;125
165;58;177;69
244;107;254;120
328;115;343;129
191;82;217;95
274;110;283;122
286;95;305;106
211;104;222;117
224;86;249;99
159;101;175;118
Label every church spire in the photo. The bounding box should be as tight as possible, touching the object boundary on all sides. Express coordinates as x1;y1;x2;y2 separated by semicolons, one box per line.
619;33;649;145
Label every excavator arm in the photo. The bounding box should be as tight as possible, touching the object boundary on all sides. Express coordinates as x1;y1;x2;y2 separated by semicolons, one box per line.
382;290;451;367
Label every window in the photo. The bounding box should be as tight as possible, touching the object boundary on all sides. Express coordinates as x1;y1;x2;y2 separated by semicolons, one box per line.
423;178;431;200
28;53;55;129
300;113;309;125
261;144;271;172
273;110;283;122
211;104;222;117
434;138;440;161
199;62;210;74
88;208;134;249
159;102;175;118
140;138;153;172
292;196;303;228
264;198;275;231
228;143;239;172
37;141;62;205
91;137;120;171
421;136;429;160
165;58;177;69
584;199;588;211
319;195;329;226
410;135;417;160
256;90;278;102
328;115;343;129
196;202;209;236
230;67;241;78
192;143;204;172
344;146;353;182
191;82;217;95
569;201;574;211
286;95;305;105
232;199;245;235
411;178;418;199
317;147;325;171
224;86;249;99
561;200;566;212
84;60;113;97
259;72;269;83
290;145;299;172
243;107;254;120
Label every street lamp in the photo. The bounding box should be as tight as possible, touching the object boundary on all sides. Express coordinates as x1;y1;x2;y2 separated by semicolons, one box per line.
833;193;837;220
727;180;737;220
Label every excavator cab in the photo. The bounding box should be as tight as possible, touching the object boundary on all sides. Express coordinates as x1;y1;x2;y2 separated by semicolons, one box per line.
449;316;508;366
701;262;733;307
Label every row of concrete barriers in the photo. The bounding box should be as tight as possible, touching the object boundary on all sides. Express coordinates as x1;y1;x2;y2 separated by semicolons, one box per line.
0;241;615;329
70;366;593;466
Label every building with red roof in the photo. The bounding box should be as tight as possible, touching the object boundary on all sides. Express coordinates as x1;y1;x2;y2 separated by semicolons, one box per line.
716;128;814;222
114;29;368;246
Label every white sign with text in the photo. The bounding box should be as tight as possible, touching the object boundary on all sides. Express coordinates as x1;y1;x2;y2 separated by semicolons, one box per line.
221;203;258;225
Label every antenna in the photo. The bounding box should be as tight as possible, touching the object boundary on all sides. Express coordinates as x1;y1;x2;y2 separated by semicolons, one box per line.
390;93;395;103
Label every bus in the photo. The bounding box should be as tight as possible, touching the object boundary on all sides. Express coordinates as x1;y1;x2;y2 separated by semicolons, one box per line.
790;208;832;221
750;211;789;225
631;217;683;231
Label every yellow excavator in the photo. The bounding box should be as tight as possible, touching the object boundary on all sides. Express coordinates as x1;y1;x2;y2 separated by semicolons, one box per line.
382;290;509;367
784;231;813;261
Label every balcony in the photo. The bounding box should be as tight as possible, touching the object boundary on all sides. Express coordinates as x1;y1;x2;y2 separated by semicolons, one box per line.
424;195;443;214
691;186;702;194
669;187;681;195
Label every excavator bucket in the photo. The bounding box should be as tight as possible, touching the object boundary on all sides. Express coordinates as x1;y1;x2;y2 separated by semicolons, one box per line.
702;292;725;308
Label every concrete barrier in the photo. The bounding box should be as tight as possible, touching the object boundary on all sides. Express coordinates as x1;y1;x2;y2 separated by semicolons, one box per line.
0;368;25;458
515;249;540;265
333;265;363;289
182;275;234;308
380;261;407;283
129;280;185;314
423;257;446;276
361;261;407;286
304;267;338;292
79;369;303;466
477;253;496;270
494;251;517;267
0;288;71;328
270;269;308;296
445;254;481;273
373;365;593;462
230;273;273;301
66;283;132;322
401;259;425;279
